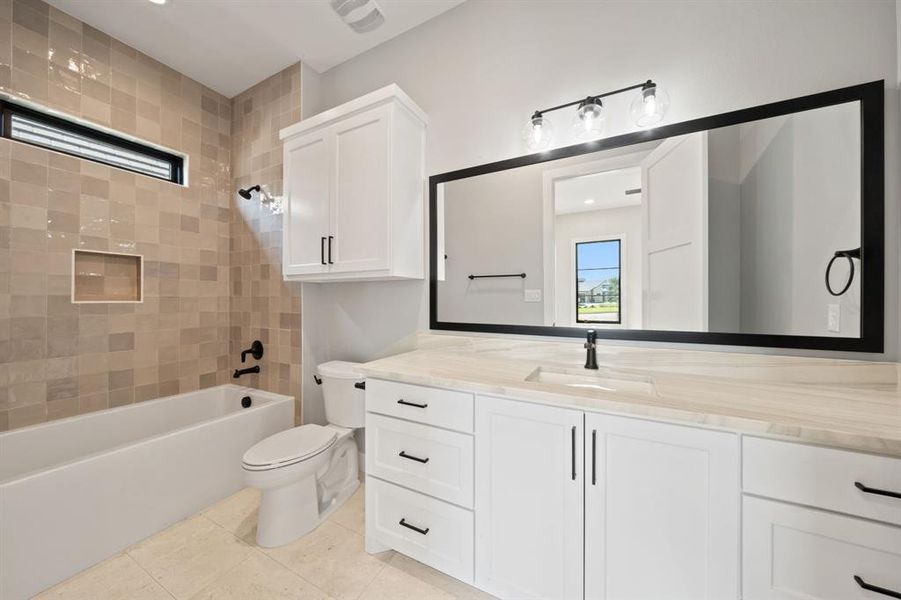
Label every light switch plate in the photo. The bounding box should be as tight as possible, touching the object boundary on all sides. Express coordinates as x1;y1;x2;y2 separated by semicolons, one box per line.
827;304;841;332
524;289;542;302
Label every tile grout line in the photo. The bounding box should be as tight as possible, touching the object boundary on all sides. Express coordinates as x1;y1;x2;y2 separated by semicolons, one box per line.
120;551;179;600
199;510;340;600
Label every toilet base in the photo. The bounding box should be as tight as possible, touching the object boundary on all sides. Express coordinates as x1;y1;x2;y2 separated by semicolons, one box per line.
252;434;360;548
256;475;320;547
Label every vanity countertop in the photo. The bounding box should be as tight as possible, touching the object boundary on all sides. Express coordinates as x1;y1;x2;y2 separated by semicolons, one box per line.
361;334;901;457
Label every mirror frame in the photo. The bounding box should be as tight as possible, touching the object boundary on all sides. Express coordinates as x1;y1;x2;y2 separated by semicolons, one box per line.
429;80;884;352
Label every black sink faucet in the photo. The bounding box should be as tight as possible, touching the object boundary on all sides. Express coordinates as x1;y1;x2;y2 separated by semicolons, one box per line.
584;329;598;370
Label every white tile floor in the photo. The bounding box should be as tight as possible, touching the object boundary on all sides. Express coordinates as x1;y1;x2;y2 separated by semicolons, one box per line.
36;485;495;600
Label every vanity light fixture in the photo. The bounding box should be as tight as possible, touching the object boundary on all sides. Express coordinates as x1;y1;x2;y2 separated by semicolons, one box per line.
523;79;669;151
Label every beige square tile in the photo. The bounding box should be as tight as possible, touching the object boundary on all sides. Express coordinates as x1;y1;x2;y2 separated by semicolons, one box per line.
359;562;455;600
386;553;496;600
188;550;332;600
34;553;172;600
127;515;252;600
328;484;364;534
202;486;260;544
265;521;392;600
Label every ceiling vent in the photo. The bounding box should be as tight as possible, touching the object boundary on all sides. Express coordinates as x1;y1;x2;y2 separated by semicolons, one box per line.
330;0;386;33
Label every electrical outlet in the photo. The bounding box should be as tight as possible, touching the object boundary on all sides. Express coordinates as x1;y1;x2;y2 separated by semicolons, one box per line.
524;289;542;302
827;304;841;333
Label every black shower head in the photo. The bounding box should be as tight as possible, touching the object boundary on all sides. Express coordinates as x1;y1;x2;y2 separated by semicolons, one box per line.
238;184;261;200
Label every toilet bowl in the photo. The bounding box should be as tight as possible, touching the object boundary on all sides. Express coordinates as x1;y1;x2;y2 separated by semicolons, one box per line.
242;361;365;548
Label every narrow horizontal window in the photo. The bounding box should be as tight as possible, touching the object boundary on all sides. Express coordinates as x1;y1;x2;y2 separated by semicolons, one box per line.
1;100;183;184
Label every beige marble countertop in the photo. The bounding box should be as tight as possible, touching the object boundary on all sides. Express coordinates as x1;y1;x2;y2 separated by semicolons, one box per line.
362;334;901;457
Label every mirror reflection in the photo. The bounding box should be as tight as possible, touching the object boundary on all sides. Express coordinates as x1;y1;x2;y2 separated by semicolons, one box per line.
436;101;861;337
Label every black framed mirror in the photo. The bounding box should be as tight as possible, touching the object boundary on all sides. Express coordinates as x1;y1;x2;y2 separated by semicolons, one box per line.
429;80;884;352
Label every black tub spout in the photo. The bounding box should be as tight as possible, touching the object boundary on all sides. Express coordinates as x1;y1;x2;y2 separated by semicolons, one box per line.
233;365;260;379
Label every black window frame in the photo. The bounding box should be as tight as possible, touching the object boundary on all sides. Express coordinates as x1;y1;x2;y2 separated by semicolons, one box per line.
575;238;622;326
0;99;184;185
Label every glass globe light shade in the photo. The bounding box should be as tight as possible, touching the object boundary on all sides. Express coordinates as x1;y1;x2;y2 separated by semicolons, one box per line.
522;112;554;151
572;97;605;139
630;82;670;128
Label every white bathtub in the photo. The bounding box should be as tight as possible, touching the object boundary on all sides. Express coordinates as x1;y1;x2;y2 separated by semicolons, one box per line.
0;384;294;599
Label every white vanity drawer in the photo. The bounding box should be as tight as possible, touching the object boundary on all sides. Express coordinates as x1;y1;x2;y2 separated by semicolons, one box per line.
366;477;474;583
366;413;473;507
743;437;901;526
367;379;474;433
743;496;901;600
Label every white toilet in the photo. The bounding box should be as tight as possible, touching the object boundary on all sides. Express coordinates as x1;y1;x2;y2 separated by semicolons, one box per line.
242;361;364;548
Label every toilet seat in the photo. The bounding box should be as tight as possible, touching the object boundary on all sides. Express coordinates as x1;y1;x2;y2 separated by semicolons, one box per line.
242;424;338;471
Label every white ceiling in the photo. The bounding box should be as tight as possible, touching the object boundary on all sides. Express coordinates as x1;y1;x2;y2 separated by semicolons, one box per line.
46;0;465;98
554;167;642;215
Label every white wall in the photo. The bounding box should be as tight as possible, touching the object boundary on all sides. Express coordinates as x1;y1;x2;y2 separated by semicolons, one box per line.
299;0;900;423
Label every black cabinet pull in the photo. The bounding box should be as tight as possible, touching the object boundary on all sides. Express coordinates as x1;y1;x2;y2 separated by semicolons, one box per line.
328;235;334;264
854;575;901;599
397;399;428;408
354;381;366;390
591;429;597;486
399;518;429;535
399;451;429;464
320;237;326;265
571;425;577;481
855;481;901;500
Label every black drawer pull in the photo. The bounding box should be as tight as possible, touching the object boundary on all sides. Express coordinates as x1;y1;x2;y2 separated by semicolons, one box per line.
399;518;429;535
320;237;326;265
855;481;901;500
854;575;901;599
397;399;428;409
591;429;597;486
399;451;429;464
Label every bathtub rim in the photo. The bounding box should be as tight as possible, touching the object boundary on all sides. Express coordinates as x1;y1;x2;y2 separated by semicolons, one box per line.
0;384;295;486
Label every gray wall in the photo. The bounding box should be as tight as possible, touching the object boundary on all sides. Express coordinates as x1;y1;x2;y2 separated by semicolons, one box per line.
298;0;901;424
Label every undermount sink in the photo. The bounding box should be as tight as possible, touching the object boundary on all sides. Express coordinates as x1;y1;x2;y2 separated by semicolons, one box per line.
526;367;656;395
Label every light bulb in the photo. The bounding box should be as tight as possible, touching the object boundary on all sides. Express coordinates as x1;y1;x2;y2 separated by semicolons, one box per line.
572;96;605;140
630;81;670;128
522;112;554;151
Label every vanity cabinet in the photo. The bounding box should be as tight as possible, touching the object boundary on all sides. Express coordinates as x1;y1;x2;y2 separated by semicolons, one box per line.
472;397;740;600
279;84;426;282
741;437;901;600
365;376;901;600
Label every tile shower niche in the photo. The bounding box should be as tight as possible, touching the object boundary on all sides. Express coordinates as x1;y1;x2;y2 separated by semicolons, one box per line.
72;250;144;303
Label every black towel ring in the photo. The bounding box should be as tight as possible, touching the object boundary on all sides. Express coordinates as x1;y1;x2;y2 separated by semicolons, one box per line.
825;247;861;297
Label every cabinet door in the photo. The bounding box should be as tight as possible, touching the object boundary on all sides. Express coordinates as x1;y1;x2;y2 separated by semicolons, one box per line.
585;413;739;600
475;396;583;600
283;131;331;276
743;496;901;600
330;105;391;273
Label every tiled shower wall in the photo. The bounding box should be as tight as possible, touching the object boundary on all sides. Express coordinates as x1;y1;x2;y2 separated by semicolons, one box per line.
229;65;303;420
0;0;235;430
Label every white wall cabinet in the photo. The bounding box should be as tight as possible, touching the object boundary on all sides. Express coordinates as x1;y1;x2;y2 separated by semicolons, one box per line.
585;413;739;600
280;84;426;282
474;396;584;600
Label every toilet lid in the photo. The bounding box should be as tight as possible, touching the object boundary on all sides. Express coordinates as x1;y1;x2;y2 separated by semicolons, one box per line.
242;424;338;470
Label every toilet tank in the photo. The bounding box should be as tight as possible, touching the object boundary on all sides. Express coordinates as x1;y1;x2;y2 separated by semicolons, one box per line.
317;361;365;428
